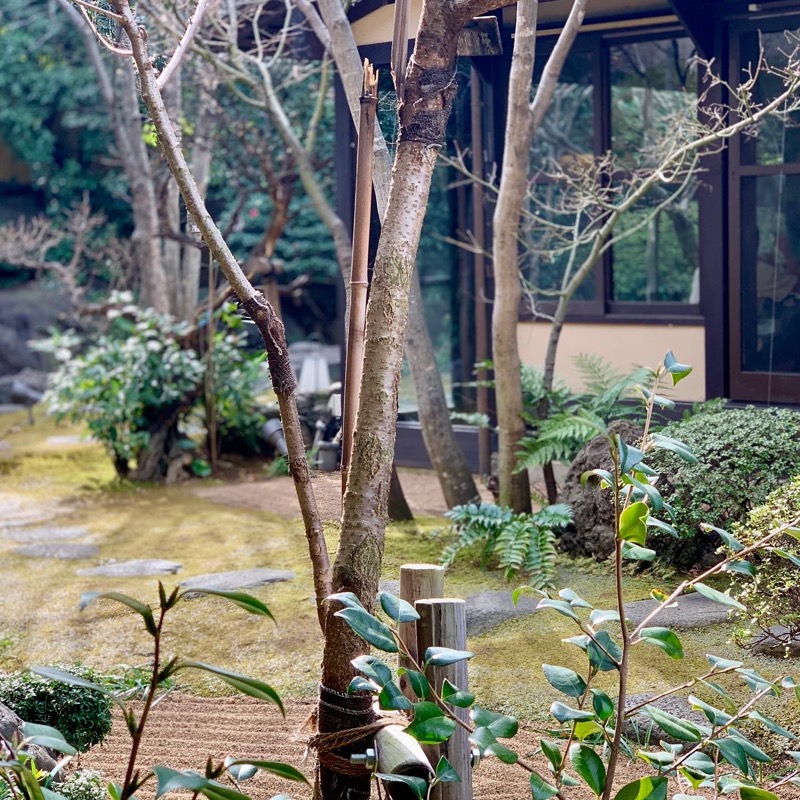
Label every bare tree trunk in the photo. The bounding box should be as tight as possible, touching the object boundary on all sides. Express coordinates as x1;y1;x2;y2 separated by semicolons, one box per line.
493;0;587;512
162;68;183;316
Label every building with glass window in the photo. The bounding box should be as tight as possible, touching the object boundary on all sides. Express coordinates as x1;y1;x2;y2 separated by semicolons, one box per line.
338;0;800;428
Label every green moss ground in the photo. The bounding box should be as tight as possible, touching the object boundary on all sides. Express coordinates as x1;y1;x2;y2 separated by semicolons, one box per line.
1;410;797;731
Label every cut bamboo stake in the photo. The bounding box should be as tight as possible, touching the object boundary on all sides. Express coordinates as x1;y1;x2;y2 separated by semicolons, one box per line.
341;60;378;497
416;599;472;800
398;564;445;699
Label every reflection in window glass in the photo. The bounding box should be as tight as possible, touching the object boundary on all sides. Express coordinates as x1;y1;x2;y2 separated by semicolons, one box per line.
610;38;697;168
612;183;699;302
531;51;594;169
739;30;800;166
740;174;800;375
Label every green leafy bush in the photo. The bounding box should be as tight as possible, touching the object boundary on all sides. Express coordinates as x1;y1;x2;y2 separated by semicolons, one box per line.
647;404;800;569
729;474;800;651
0;664;112;752
439;502;572;586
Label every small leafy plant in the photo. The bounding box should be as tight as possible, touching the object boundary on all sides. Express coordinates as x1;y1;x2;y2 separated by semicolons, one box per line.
335;353;800;799
31;584;308;800
439;502;571;586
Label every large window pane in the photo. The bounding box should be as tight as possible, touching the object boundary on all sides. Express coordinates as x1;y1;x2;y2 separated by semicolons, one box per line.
740;174;800;375
610;38;697;168
739;29;800;166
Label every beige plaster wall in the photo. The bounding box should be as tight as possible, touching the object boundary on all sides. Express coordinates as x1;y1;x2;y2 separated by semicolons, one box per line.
517;321;707;402
352;0;424;46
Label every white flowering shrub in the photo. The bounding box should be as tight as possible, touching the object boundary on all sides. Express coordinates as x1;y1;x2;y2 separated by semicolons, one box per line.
59;771;106;800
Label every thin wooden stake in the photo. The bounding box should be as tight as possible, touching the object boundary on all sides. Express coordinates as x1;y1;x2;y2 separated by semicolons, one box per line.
341;60;378;497
391;0;411;98
398;564;445;699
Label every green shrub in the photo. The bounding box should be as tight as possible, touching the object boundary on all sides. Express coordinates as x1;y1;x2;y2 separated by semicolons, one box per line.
647;404;800;569
729;474;800;650
439;502;572;587
59;771;106;800
0;664;112;752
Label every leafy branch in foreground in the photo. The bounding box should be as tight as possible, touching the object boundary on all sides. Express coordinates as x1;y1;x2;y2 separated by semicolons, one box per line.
30;584;307;800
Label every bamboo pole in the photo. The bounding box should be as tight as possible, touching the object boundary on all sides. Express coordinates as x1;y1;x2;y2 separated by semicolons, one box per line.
391;0;411;98
398;564;445;699
416;599;472;800
341;60;378;497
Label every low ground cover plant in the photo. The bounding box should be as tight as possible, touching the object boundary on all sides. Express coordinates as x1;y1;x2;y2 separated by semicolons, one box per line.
335;353;800;799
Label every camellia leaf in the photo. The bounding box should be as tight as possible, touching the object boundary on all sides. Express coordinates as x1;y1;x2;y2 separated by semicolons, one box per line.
622;542;657;562
540;739;562;772
326;591;364;609
20;723;77;756
175;661;284;714
638;627;684;659
647;517;678;538
225;760;309;785
641;706;702;742
650;433;698;464
663;351;692;384
700;523;744;552
591;689;615;722
692;583;746;612
613;776;667;800
587;630;622;672
537;598;580;621
379;592;420;623
569;743;606;796
619;502;649;545
749;710;798;739
688;695;732;726
773;548;800;569
334;608;398;652
618;438;646;474
714;737;750;777
352;655;393;688
559;588;593;609
407;702;456;744
424;647;474;667
441;679;475;708
176;589;274;620
471;706;518;738
399;668;430;700
486;741;518;764
707;654;743;670
590;609;621;626
573;720;604;741
550;701;595;724
378;682;414;711
433;756;460;783
375;774;427;800
152;767;249;800
348;676;378;694
80;591;157;636
543;664;587;698
724;560;756;578
739;789;780;800
529;772;559;800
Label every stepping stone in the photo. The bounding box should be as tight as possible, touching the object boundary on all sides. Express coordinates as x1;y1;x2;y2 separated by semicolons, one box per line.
4;526;88;543
16;543;99;560
750;625;800;657
464;591;541;636
180;568;295;592
77;559;182;577
624;593;731;629
46;435;84;446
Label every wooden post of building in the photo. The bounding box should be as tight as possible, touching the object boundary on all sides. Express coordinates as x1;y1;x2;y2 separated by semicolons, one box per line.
398;564;445;699
416;599;472;800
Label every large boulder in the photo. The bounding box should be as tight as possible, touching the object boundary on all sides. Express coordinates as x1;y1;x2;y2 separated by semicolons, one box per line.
557;420;643;561
0;702;58;772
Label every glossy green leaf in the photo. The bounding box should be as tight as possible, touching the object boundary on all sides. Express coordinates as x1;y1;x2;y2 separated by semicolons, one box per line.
619;502;649;545
471;706;518;738
613;776;667;800
375;774;427;800
347;676;377;694
20;723;77;755
424;647;474;667
647;517;678;538
591;689;615;722
621;473;663;511
714;737;750;776
153;767;249;800
41;788;67;800
225;760;309;784
707;654;743;670
728;730;772;762
622;543;657;562
177;589;274;620
550;701;595;724
30;666;112;698
692;583;746;612
735;668;779;696
587;630;622;672
641;706;702;742
176;661;283;714
80;591;157;636
434;756;460;783
688;695;732;726
487;741;518;764
663;351;692;384
724;560;756;578
749;710;797;739
570;744;606;796
573;720;604;741
379;592;419;623
700;523;744;552
537;598;580;621
400;669;430;700
540;739;562;772
639;627;684;659
407;702;456;744
559;588;593;609
739;788;779;800
543;664;587;698
378;682;414;711
589;609;621;626
773;548;800;569
650;433;698;464
441;679;474;708
335;608;398;652
618;438;646;474
581;468;614;488
530;772;559;800
352;655;393;688
326;591;364;609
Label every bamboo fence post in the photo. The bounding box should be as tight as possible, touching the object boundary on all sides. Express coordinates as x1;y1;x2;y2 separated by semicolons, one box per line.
398;564;445;699
416;599;472;800
341;60;378;497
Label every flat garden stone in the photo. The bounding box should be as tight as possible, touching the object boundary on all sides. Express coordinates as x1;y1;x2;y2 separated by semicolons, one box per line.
623;593;731;629
464;591;541;636
750;625;800;657
180;567;295;591
45;435;84;446
16;542;99;560
624;693;709;744
77;559;182;577
4;525;88;543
